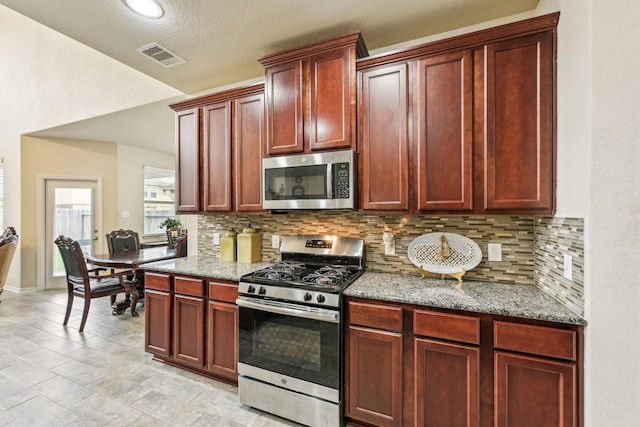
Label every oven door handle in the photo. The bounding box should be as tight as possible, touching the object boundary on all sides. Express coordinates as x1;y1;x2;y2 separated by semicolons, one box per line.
236;297;340;323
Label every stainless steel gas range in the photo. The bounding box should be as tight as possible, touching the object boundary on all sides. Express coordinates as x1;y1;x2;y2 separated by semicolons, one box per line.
236;234;365;427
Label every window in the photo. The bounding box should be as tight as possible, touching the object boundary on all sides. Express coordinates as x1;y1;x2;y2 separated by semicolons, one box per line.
143;166;175;235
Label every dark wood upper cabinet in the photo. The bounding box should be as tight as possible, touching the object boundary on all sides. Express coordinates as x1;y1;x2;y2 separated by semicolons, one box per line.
359;63;410;211
482;31;554;213
170;83;265;214
260;31;368;155
416;50;473;212
357;12;558;215
264;61;304;155
234;93;265;212
308;47;353;151
175;108;200;212
203;101;232;211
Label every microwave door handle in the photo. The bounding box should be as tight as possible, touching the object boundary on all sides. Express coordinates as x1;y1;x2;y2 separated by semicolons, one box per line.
327;164;334;199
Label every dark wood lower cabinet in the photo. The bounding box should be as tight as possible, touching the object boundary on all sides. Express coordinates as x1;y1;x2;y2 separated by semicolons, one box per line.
144;273;171;358
144;289;171;357
173;294;205;367
144;272;240;385
347;325;403;427
414;338;479;427
494;351;576;427
207;301;238;379
346;298;583;427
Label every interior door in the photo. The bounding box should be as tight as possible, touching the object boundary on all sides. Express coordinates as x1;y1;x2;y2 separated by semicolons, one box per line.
44;179;99;290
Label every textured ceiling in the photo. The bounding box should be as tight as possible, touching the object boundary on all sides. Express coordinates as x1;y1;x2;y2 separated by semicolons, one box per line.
2;0;539;153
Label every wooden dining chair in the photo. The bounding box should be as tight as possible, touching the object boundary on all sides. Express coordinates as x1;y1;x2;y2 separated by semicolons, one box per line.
105;229;145;298
173;234;188;257
55;235;140;332
105;229;140;253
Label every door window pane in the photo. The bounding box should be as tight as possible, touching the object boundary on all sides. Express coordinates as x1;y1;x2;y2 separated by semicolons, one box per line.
52;187;92;276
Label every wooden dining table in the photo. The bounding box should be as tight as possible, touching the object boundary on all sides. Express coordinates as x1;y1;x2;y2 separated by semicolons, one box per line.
85;246;179;314
86;246;178;270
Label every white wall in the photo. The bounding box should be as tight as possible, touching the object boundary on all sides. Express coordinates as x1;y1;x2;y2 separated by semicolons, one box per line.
586;0;640;424
0;5;181;288
536;0;640;425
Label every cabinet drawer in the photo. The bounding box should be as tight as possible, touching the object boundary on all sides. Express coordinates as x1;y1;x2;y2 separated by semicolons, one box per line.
348;301;403;332
414;310;480;345
175;276;204;297
145;273;171;292
209;281;239;303
494;321;576;361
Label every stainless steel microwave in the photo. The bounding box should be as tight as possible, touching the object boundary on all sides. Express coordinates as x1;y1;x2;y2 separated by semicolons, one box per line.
262;150;356;210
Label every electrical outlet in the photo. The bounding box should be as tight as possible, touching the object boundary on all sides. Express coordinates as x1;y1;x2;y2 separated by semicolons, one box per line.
384;242;396;256
487;243;502;262
213;232;220;245
563;254;573;281
272;235;280;249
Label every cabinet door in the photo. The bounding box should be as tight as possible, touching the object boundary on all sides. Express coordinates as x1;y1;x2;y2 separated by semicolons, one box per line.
309;47;354;151
347;325;403;427
265;60;304;155
175;108;201;212
415;338;479;427
207;301;238;379
359;64;409;211
173;294;205;367
495;351;575;427
203;101;232;211
416;51;473;212
483;31;554;212
234;93;265;212
144;289;171;357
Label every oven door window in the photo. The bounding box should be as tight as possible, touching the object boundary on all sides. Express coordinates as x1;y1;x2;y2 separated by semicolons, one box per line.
238;306;339;389
264;164;328;201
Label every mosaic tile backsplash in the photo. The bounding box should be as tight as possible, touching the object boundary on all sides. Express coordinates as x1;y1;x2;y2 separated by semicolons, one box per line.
198;212;536;285
534;217;585;316
198;212;585;314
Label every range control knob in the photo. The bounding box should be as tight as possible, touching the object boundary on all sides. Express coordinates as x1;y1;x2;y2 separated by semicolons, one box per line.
304;292;312;302
258;286;267;295
316;294;326;303
247;285;256;294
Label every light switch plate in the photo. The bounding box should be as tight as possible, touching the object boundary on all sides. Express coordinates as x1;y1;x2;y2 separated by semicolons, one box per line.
121;210;129;218
213;232;220;245
272;235;280;249
563;254;573;281
487;243;502;262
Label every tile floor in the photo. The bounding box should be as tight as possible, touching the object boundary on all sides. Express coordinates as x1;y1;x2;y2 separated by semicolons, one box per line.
0;289;304;426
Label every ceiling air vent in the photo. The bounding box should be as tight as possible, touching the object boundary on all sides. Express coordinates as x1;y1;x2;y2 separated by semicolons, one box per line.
136;42;185;68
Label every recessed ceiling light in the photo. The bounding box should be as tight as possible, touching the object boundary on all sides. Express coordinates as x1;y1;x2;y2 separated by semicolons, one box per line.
125;0;164;19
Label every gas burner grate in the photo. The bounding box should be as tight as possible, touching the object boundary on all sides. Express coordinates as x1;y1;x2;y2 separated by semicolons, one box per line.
253;261;306;281
301;265;356;286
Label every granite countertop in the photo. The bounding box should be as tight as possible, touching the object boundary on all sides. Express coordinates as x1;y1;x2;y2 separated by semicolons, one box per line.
140;257;586;326
140;255;272;282
345;272;586;326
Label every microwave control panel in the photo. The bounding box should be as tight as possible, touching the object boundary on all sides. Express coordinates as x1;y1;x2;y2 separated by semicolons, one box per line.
335;163;350;199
